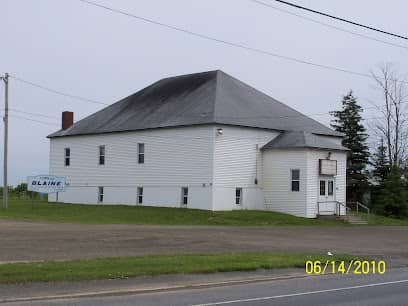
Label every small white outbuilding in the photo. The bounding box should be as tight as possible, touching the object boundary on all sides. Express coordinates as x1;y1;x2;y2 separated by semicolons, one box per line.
48;70;348;218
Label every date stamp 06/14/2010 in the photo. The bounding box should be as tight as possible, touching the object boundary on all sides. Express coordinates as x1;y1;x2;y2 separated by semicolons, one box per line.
305;260;386;275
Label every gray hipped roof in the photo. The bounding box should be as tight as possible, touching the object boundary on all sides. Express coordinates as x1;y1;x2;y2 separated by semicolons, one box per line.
48;70;342;138
262;131;348;151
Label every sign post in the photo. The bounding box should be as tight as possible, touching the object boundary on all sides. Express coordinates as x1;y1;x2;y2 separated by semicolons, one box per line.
27;175;66;208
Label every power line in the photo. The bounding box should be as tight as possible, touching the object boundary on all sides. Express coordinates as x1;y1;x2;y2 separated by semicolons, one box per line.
6;112;387;137
9;114;59;126
272;0;408;40
2;102;391;133
9;108;60;120
5;78;404;124
251;0;408;50
78;0;408;85
9;74;107;106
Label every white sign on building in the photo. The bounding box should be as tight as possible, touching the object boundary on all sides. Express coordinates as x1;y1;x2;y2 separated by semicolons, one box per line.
319;159;337;176
27;175;66;193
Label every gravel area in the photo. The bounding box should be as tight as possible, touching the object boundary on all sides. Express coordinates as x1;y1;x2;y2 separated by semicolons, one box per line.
0;220;407;265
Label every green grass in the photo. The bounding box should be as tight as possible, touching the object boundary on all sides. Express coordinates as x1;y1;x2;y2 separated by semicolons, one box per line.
367;213;408;225
0;253;357;283
0;198;406;226
0;198;344;226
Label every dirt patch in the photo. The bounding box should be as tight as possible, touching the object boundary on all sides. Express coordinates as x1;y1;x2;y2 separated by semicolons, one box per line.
0;220;407;266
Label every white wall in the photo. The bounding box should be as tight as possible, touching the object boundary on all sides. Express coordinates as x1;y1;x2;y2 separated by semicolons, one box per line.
48;123;346;215
262;148;347;218
212;125;279;210
49;125;215;210
262;150;308;217
318;135;344;146
306;150;347;218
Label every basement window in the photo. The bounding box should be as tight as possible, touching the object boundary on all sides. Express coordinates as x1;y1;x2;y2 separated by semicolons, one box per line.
291;169;300;192
99;145;105;165
98;187;104;203
137;187;143;204
181;187;188;207
64;148;70;167
138;143;145;164
235;188;242;205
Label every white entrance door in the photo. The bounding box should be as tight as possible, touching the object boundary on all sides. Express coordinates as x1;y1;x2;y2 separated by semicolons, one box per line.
318;177;335;215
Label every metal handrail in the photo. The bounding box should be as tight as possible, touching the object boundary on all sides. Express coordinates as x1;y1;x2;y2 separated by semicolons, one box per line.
346;201;370;222
356;201;370;221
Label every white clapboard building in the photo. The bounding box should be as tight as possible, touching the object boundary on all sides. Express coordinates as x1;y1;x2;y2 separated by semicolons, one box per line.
48;70;348;218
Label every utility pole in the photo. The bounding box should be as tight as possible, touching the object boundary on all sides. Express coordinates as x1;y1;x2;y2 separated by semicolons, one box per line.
1;73;9;209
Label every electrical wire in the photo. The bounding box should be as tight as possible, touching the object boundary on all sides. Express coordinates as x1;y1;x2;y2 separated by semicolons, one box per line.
77;0;408;85
5;77;406;125
4;108;388;137
251;0;408;50
9;74;107;106
9;114;59;126
272;0;408;40
9;108;59;120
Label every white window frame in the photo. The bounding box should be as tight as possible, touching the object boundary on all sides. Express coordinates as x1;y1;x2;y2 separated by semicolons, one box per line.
181;187;188;207
291;169;300;192
235;188;242;205
319;180;326;196
137;187;143;204
328;180;334;196
138;143;145;164
64;148;70;167
98;145;105;165
98;186;104;203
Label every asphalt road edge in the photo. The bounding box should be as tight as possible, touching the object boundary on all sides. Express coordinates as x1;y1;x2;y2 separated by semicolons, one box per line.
0;272;309;304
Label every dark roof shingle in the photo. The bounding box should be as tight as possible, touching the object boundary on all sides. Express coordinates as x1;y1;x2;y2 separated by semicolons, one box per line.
48;70;342;138
262;130;348;151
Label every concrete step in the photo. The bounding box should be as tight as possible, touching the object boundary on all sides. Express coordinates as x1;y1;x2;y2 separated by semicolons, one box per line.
340;215;368;225
317;214;368;224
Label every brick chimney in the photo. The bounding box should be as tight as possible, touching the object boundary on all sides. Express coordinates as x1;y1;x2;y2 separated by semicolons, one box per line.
62;111;74;130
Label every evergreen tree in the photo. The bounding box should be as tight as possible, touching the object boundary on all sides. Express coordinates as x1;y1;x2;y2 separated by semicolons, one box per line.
331;91;370;201
374;167;408;218
371;138;390;184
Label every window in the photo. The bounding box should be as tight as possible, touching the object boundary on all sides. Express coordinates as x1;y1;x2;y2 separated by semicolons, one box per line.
181;187;188;206
98;187;104;203
64;148;70;166
137;187;143;204
328;180;334;196
235;188;242;205
320;180;326;196
138;143;145;164
291;169;300;192
99;145;105;165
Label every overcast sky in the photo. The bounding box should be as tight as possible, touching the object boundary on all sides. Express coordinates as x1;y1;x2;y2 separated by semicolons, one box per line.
1;0;407;185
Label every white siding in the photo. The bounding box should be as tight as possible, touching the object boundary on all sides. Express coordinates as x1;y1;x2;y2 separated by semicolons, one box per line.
49;126;214;210
318;135;344;146
48;122;347;215
262;148;347;218
306;150;347;218
212;125;279;210
262;150;308;217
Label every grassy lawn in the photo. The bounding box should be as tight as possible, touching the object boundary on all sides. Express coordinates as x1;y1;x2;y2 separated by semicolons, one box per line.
367;213;408;226
0;198;344;226
0;198;406;226
0;253;357;283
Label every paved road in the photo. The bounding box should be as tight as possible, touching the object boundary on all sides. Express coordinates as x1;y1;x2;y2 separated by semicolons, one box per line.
3;268;408;305
0;220;407;265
